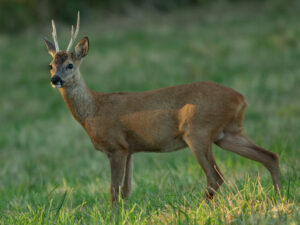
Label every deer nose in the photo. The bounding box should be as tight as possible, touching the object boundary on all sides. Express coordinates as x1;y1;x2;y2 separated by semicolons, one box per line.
51;75;62;85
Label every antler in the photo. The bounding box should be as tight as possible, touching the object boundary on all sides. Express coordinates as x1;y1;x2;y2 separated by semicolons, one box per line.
51;19;60;52
66;11;80;52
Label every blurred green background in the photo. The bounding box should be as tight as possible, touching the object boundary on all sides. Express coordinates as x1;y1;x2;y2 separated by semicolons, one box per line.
0;0;298;33
0;0;300;224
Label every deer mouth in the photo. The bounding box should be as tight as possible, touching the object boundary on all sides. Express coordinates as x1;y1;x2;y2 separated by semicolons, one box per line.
51;82;63;88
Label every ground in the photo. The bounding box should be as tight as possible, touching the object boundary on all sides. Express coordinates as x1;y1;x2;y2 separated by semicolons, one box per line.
0;2;299;224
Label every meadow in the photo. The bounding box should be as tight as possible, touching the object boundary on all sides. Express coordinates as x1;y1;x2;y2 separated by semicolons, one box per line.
0;2;299;224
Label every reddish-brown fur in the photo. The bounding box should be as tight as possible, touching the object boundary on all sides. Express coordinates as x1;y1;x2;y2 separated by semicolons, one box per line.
45;21;281;205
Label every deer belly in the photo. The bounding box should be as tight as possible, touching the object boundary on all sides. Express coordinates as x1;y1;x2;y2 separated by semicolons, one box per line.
126;130;187;153
124;120;185;152
120;109;186;152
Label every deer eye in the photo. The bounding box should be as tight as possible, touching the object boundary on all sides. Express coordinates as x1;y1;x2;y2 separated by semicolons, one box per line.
67;64;73;69
49;65;53;70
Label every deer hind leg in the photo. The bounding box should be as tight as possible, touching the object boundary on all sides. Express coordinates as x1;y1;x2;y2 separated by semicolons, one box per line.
215;132;281;191
183;131;224;200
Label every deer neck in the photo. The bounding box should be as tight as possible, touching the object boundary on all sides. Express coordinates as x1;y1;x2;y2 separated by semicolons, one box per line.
59;71;95;125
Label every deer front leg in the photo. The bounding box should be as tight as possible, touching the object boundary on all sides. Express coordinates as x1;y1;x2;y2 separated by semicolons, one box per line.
122;154;133;199
109;150;127;205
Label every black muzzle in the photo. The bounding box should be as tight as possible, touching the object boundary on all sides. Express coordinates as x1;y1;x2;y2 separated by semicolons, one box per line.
51;75;63;85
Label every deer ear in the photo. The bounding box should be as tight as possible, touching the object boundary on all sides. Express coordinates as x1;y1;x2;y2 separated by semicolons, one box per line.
74;37;89;59
44;38;56;57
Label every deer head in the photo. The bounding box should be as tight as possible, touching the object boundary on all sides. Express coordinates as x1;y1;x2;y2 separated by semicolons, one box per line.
44;12;89;88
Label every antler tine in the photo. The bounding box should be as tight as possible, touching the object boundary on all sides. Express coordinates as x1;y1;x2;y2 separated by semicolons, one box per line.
66;11;80;52
51;19;60;52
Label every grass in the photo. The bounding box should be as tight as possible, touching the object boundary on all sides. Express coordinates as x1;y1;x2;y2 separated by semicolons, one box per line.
0;2;300;224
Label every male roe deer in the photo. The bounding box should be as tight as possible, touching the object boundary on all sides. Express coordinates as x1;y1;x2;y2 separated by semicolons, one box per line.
44;12;281;204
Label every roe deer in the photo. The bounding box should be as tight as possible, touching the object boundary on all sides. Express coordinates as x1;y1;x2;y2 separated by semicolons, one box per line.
44;12;281;204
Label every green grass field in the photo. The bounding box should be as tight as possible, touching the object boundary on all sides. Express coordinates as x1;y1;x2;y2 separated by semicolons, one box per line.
0;3;300;224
